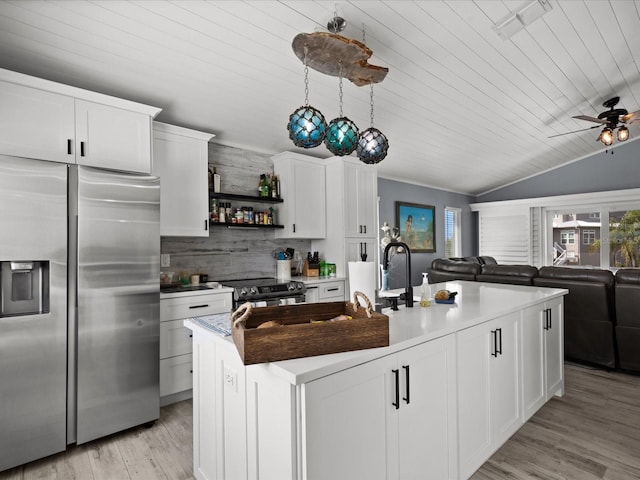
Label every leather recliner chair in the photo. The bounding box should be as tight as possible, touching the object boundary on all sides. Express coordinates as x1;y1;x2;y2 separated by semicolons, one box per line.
533;266;616;369
614;269;640;372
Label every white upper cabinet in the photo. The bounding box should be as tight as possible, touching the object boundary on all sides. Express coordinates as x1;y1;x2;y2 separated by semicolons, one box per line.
272;152;326;239
152;122;214;237
0;69;161;173
75;100;153;173
0;81;75;163
312;156;378;279
343;159;377;237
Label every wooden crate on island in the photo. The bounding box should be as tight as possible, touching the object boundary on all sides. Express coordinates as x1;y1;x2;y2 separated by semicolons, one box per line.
231;292;389;365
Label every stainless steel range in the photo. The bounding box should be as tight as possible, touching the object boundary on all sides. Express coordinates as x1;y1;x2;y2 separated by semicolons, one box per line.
221;278;306;308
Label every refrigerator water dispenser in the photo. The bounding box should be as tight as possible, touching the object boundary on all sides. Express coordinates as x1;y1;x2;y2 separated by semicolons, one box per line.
0;261;50;316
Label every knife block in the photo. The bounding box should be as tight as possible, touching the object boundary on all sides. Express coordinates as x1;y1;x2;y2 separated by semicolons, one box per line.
302;259;319;277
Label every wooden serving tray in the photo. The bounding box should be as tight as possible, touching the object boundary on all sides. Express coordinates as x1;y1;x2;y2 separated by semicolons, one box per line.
231;292;389;365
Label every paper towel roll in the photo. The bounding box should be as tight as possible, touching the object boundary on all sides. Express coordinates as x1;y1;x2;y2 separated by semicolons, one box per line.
348;261;377;306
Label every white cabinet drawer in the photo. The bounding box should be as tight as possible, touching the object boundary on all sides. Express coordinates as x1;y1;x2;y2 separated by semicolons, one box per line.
160;292;232;322
318;281;345;301
160;354;193;397
160;319;193;359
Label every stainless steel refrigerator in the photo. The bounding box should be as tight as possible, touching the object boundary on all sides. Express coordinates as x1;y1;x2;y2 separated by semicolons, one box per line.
0;154;160;471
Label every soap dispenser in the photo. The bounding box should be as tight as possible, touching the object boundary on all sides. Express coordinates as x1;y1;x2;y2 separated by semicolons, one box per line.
420;272;432;307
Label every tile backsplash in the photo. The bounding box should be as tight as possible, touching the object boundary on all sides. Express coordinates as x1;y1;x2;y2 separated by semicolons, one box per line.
161;143;311;281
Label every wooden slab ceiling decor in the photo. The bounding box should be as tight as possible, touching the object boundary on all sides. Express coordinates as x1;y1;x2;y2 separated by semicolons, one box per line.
292;32;389;86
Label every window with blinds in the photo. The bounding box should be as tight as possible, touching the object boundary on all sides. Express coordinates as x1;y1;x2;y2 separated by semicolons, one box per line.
444;207;461;258
478;211;531;264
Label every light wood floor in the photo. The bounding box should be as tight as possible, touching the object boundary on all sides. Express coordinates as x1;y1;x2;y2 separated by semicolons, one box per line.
2;363;640;479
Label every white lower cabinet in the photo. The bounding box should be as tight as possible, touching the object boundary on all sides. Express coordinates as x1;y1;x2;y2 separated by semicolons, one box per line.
188;295;564;480
193;338;247;480
521;296;564;420
304;334;458;480
304;280;345;303
457;311;521;480
159;290;232;404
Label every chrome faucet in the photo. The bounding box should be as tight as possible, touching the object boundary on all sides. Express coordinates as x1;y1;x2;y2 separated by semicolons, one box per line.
383;241;413;308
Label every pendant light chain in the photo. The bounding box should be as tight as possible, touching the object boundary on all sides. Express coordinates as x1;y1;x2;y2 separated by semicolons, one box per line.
369;82;375;127
303;45;310;106
338;61;344;116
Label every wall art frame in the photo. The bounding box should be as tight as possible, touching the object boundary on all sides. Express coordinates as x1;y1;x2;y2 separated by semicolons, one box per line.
395;201;436;253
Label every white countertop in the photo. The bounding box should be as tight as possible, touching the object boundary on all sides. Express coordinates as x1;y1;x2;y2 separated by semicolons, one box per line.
297;276;346;284
160;285;233;299
185;280;567;385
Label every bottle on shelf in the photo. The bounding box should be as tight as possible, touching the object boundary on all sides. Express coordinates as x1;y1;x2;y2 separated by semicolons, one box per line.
259;174;271;198
210;198;219;223
420;272;432;307
271;174;279;199
212;167;221;193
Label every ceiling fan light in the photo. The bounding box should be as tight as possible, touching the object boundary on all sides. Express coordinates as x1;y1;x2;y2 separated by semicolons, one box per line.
600;127;614;146
617;126;629;142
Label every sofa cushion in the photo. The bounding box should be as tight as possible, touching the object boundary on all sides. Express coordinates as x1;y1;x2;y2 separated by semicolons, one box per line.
428;258;481;283
476;264;538;286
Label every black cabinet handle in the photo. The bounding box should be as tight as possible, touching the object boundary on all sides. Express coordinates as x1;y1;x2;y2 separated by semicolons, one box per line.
359;225;362;234
392;369;400;409
293;224;296;233
205;220;208;231
327;287;339;292
497;327;503;355
491;329;498;357
188;304;210;309
67;139;73;155
544;308;553;330
402;365;410;404
80;141;86;157
363;225;367;234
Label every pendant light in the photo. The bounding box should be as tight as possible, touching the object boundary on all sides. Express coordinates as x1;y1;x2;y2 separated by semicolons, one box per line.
324;62;359;156
357;83;389;164
287;46;327;148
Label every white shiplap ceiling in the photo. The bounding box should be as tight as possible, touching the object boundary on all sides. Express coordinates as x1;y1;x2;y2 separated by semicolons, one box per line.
1;0;639;196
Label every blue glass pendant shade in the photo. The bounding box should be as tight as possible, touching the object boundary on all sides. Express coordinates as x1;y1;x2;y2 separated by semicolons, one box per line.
357;127;389;164
287;106;327;148
324;117;359;156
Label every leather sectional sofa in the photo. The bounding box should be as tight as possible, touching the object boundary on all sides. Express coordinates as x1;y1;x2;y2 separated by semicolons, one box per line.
427;258;638;374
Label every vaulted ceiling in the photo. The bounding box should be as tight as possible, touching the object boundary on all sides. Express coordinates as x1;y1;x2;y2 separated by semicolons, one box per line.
1;0;639;195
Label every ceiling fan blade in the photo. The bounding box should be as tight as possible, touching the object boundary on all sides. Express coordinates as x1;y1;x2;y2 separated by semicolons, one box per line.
621;110;640;124
548;124;600;139
572;115;607;124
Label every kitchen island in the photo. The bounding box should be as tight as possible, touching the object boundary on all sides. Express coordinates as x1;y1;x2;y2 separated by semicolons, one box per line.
185;280;567;480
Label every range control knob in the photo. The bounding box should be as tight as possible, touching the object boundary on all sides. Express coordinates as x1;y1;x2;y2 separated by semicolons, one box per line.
239;287;248;297
296;283;303;290
249;287;258;295
287;282;295;291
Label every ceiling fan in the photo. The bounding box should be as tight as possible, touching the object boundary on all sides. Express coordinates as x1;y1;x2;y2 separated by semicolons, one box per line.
550;96;640;145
